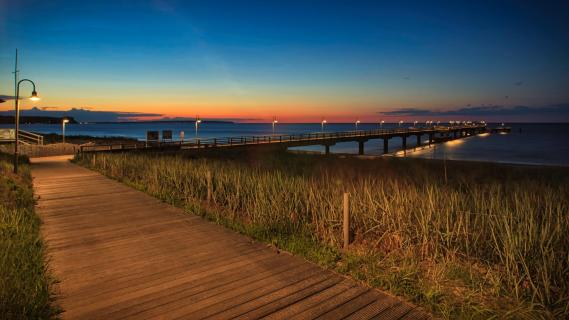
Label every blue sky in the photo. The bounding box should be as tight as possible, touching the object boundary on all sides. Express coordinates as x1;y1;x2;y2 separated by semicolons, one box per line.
1;0;568;122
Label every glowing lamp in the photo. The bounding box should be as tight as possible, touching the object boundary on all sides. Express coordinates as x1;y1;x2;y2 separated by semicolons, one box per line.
30;90;40;101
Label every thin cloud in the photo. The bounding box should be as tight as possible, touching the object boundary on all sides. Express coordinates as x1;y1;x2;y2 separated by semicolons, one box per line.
379;104;569;117
0;94;44;101
160;116;264;122
0;107;163;122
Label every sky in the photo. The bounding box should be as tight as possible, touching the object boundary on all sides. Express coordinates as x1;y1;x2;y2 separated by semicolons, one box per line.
1;0;568;122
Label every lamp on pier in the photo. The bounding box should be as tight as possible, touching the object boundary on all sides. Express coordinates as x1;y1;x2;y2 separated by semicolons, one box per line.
195;116;202;138
62;118;70;143
272;117;278;135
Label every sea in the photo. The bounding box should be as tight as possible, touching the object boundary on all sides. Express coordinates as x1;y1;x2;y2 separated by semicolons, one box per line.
2;122;568;167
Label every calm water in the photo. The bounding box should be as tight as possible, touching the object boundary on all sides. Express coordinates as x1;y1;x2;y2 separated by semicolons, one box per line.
2;122;568;166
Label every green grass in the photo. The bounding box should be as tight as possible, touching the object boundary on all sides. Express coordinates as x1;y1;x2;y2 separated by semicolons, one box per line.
75;151;569;319
0;152;60;319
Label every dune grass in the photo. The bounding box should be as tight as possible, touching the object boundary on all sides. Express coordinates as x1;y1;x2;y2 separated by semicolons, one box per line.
75;151;569;319
0;152;59;319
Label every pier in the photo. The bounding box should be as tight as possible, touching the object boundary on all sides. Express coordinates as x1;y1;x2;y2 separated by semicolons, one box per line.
80;124;487;155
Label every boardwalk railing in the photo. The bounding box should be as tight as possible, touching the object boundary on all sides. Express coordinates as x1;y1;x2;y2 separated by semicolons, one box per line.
80;125;485;153
0;129;44;145
19;130;44;145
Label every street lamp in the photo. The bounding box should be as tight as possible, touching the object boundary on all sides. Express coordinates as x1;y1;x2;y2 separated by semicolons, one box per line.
14;78;40;174
62;118;70;143
272;117;278;135
321;119;327;132
355;120;361;131
413;120;418;128
195;116;202;138
398;120;403;128
380;120;385;129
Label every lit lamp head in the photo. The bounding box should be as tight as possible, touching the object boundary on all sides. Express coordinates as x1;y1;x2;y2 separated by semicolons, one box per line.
322;119;327;124
30;90;40;101
196;119;202;124
62;118;70;124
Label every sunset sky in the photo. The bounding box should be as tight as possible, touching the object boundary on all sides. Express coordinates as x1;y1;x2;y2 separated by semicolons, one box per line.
1;0;568;122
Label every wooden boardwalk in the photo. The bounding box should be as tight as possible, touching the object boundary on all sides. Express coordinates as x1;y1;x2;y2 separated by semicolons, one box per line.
32;156;429;320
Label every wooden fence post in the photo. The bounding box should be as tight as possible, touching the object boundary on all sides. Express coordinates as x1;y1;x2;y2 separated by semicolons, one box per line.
343;192;350;249
206;170;212;203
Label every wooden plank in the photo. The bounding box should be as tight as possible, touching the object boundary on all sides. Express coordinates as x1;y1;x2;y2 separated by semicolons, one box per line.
315;290;380;319
206;273;335;319
232;277;342;319
288;286;370;319
90;254;303;319
262;279;357;319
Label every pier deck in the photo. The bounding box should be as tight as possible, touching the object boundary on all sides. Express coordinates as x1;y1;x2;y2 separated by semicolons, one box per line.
79;125;486;156
32;156;429;319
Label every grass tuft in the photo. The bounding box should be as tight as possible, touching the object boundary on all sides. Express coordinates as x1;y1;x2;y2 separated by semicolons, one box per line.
0;152;60;319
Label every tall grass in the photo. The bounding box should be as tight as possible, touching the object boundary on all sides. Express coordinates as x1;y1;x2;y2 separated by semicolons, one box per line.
76;151;569;318
0;152;59;319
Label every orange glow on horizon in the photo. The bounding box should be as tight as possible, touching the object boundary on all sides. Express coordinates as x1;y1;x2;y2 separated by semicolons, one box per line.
7;89;513;123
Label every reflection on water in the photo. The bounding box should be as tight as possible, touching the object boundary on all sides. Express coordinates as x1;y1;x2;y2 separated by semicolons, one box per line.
403;124;569;166
1;122;567;166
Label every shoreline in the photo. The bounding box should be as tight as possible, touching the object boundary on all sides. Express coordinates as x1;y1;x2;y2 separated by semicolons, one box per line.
288;148;569;169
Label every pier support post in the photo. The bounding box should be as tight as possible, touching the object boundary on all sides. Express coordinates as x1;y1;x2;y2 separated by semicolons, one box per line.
343;192;350;249
325;144;330;155
416;134;421;147
358;140;365;155
429;133;433;145
402;136;407;150
383;138;389;154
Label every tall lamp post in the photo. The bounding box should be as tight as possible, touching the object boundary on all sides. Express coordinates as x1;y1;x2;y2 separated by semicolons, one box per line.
399;120;403;128
195;116;201;138
355;120;361;131
272;117;278;135
379;120;385;129
62;118;70;143
321;119;327;132
14;79;40;174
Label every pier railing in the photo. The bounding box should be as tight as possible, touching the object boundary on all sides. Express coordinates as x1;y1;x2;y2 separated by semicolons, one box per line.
79;125;485;153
